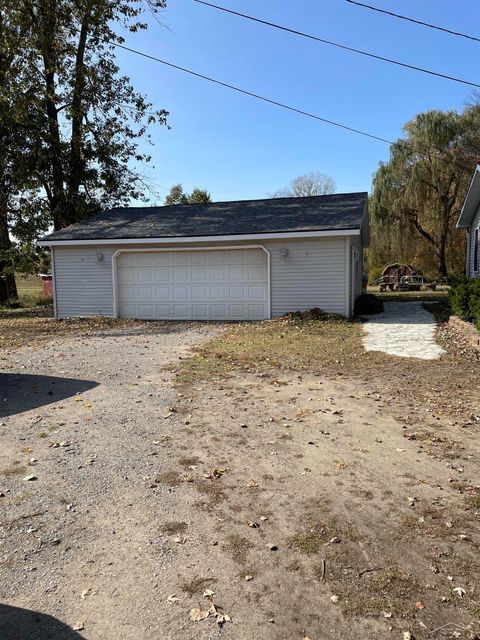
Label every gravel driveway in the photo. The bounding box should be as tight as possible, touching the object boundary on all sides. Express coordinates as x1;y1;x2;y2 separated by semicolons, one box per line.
1;318;478;640
0;324;219;640
362;301;446;360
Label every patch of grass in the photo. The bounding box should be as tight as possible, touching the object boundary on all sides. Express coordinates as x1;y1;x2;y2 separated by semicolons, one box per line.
369;285;449;303
224;534;254;564
465;492;480;510
160;521;188;535
2;464;27;477
178;456;201;468
177;315;364;385
173;354;231;384
195;479;226;502
154;471;183;486
423;300;451;322
180;576;216;596
339;568;422;618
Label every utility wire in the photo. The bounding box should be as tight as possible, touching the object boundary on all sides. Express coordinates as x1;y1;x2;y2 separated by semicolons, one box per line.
112;42;396;145
346;0;480;44
193;0;480;88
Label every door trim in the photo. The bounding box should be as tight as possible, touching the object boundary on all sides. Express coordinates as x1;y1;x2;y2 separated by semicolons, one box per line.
111;245;271;320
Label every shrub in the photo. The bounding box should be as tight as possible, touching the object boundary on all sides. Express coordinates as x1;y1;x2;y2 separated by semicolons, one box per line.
354;293;384;316
449;279;480;329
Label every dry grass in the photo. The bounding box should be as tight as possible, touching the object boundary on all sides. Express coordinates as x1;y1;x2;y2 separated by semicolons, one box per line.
224;534;254;564
0;312;190;350
160;521;188;535
175;312;480;425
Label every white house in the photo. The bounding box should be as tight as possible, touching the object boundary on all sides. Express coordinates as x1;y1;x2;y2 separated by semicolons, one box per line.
457;165;480;278
38;192;369;321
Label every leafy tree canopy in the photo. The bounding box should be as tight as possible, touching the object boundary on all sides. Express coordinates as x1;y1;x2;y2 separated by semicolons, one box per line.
0;0;169;302
369;103;480;279
164;183;211;205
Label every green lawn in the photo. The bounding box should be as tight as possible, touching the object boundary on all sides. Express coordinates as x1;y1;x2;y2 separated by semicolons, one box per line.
0;273;52;309
15;273;43;293
367;285;449;303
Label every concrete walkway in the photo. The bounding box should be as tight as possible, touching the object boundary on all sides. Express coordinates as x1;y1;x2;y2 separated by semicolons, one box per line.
363;301;446;360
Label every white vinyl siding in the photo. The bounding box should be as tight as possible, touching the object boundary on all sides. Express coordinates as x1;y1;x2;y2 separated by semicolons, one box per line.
53;246;116;318
52;235;354;320
467;205;480;278
266;237;347;316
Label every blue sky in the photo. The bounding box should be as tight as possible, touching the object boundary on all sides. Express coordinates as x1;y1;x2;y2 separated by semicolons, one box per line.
115;0;480;203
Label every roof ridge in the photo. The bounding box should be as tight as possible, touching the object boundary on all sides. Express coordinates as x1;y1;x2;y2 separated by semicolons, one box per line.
108;191;368;212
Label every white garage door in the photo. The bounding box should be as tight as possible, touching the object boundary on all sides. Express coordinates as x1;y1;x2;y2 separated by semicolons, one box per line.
116;248;269;320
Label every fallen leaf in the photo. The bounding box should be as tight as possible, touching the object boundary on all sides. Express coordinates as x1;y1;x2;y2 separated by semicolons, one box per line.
453;586;466;598
415;601;425;609
204;467;226;480
203;589;215;597
84;403;92;409
189;607;210;622
72;623;85;631
244;575;253;581
330;595;339;603
166;595;179;604
246;480;258;488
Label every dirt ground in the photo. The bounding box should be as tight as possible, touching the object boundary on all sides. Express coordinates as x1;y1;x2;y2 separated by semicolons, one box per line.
0;310;479;640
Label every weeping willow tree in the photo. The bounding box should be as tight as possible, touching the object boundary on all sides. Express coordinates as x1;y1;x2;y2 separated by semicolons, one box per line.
370;105;480;279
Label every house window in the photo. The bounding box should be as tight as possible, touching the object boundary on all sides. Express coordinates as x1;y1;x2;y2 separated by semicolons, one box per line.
474;228;479;273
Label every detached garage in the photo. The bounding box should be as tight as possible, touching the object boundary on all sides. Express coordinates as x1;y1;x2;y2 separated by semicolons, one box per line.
38;192;369;320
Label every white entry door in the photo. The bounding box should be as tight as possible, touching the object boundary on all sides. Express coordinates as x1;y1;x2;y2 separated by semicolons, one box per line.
116;248;269;320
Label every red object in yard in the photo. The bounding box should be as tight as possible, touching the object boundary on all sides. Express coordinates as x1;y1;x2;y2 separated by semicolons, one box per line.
40;274;53;297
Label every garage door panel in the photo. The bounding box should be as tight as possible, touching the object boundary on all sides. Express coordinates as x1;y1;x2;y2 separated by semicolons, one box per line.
120;285;136;301
211;286;227;300
155;303;171;317
154;270;170;283
137;270;153;283
138;303;155;318
154;285;170;298
248;266;266;281
210;267;226;281
192;304;209;319
228;267;245;281
248;285;267;300
153;253;170;266
191;267;208;281
173;286;189;300
211;304;227;319
249;304;267;319
117;249;268;320
229;285;246;300
173;267;189;282
230;304;246;319
173;304;189;318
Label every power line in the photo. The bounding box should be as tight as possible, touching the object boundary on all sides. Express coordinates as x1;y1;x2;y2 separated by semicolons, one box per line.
346;0;480;43
112;42;395;146
112;42;477;163
193;0;480;88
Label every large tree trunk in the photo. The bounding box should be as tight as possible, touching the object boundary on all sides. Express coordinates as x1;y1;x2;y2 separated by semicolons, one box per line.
66;5;92;216
39;0;67;230
0;174;18;304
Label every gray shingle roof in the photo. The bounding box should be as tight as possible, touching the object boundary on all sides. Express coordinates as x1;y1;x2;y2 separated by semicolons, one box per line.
40;192;368;242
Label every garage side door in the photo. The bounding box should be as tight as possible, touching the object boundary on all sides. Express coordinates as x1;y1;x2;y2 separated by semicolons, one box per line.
117;248;269;320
